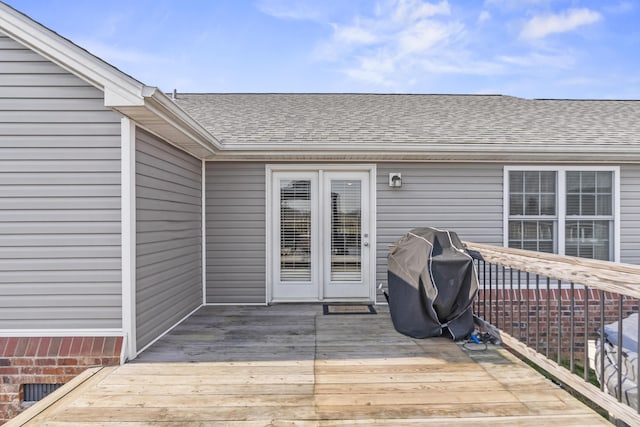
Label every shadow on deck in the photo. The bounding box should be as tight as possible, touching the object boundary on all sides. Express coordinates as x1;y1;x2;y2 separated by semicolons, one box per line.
9;305;610;426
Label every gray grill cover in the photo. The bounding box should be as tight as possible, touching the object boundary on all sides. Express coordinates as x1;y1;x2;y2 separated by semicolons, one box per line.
387;227;479;340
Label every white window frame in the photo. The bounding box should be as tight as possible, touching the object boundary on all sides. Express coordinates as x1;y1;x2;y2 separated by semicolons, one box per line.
503;166;620;262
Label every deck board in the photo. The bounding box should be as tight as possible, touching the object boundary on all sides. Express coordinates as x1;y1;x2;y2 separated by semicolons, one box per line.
9;304;611;426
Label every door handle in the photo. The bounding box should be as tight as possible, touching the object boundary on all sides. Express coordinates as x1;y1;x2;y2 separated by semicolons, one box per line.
363;242;369;247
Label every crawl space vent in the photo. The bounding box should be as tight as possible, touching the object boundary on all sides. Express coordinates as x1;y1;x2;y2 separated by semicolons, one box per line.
23;383;64;403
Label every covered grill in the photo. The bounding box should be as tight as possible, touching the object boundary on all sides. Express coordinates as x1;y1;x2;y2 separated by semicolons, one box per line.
595;313;639;410
387;227;479;340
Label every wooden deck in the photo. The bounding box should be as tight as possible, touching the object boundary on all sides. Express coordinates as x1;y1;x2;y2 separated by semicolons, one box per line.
9;305;610;426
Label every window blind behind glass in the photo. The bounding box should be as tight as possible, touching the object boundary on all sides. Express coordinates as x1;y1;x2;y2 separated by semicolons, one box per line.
330;180;362;282
280;180;312;281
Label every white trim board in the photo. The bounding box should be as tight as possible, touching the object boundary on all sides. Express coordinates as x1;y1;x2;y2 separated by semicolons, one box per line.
265;167;272;304
202;147;640;163
121;117;137;362
0;329;124;337
205;303;269;307
201;159;207;305
265;164;377;304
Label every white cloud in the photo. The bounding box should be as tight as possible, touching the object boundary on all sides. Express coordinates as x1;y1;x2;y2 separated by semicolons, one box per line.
397;20;463;55
520;8;602;40
256;0;326;21
344;54;397;85
261;0;594;90
383;0;451;23
311;1;471;85
478;10;491;24
416;56;503;75
484;0;552;11
332;23;378;45
498;52;575;69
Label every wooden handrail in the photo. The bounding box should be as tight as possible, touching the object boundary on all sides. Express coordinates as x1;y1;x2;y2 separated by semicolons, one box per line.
466;241;640;426
464;241;640;299
500;329;640;426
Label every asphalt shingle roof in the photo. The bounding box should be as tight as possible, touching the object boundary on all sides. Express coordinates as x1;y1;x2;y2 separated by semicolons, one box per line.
174;93;640;148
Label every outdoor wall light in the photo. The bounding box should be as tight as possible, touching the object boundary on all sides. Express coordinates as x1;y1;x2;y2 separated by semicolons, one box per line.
389;172;402;187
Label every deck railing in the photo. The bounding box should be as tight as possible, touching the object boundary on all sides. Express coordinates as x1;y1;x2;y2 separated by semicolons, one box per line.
465;242;640;426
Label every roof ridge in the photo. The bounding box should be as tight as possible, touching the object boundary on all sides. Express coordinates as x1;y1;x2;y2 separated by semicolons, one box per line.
534;98;640;102
173;92;508;97
174;93;640;102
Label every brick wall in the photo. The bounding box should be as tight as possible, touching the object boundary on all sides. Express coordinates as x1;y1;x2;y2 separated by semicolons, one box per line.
0;336;123;424
475;288;638;360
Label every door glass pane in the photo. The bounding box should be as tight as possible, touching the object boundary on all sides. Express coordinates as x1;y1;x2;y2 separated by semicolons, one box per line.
280;180;311;281
330;180;361;281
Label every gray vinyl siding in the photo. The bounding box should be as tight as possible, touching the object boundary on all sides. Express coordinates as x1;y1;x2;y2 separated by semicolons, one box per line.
376;163;640;294
0;33;122;329
376;163;504;293
203;162;502;303
205;162;265;303
620;165;640;265
135;129;202;350
199;162;640;305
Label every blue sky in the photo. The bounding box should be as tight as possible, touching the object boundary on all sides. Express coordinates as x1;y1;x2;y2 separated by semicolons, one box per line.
6;0;640;99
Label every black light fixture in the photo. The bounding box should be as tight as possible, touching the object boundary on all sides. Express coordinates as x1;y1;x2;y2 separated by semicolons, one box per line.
389;172;402;187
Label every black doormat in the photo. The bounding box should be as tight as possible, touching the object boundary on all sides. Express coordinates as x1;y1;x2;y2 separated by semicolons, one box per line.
323;304;377;315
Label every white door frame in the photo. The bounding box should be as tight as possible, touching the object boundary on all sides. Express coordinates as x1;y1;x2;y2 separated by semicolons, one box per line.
270;170;320;300
322;170;371;299
266;164;377;303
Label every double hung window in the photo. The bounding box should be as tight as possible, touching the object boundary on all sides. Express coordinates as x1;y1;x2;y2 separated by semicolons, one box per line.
505;167;618;261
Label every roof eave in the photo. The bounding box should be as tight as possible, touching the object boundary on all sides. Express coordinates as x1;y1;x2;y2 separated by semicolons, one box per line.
207;144;640;163
0;3;222;158
112;88;223;157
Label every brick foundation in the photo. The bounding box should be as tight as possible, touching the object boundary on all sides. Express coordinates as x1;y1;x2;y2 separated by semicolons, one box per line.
476;288;638;360
0;336;123;424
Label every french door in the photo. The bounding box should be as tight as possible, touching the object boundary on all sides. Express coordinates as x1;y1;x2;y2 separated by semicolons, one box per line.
270;168;374;301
